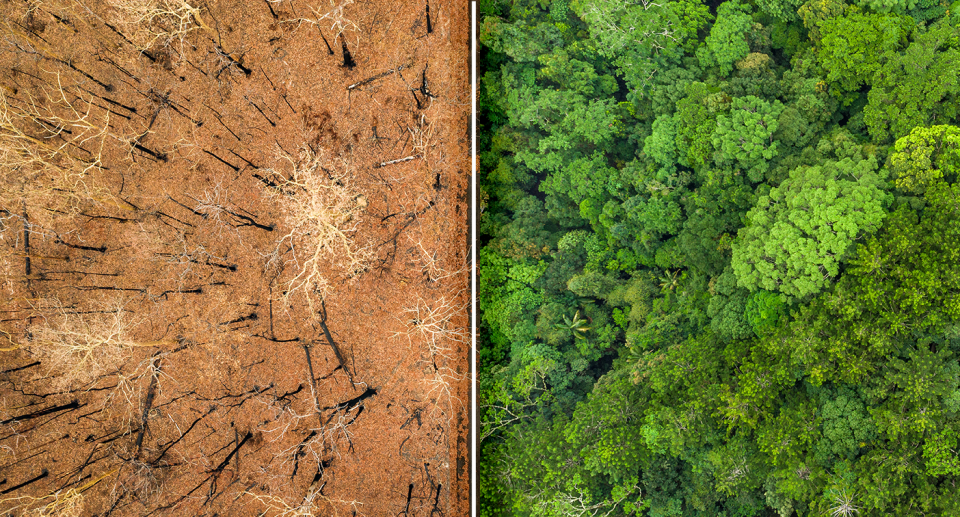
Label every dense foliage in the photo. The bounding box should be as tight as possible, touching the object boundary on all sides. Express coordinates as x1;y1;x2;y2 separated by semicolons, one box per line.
478;0;960;514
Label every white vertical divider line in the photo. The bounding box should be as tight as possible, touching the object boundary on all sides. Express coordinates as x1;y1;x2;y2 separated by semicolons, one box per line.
470;1;478;516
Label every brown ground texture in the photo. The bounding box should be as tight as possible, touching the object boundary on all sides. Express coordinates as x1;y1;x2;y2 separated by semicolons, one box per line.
0;0;470;515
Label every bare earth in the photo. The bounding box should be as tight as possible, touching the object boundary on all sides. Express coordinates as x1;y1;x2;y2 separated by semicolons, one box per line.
0;0;470;515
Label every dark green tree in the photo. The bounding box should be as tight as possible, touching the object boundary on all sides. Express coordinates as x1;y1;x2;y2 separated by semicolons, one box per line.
816;11;912;100
712;95;785;182
864;21;960;143
697;0;754;77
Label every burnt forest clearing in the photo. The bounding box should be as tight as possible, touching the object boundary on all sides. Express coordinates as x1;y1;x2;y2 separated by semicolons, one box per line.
0;0;470;515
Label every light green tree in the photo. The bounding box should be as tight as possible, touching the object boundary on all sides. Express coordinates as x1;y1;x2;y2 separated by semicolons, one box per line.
757;0;804;21
644;114;678;179
732;156;890;297
889;124;960;194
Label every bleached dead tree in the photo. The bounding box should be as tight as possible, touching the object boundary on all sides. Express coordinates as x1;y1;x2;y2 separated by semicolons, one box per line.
0;77;116;213
25;298;173;390
393;293;467;419
309;0;360;46
107;0;211;52
258;146;372;308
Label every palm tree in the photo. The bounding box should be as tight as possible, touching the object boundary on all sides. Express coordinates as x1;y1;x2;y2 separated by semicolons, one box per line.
555;310;591;340
658;269;682;292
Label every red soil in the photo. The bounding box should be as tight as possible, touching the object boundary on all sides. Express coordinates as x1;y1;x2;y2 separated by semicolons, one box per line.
0;0;470;515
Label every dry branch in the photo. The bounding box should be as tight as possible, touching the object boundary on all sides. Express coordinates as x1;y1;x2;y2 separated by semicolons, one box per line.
308;0;359;47
25;298;173;390
393;294;467;355
259;146;371;307
244;486;364;517
0;467;118;517
107;0;211;52
0;78;115;213
393;294;467;420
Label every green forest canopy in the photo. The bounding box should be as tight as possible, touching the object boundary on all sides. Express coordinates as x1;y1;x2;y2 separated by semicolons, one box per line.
478;0;960;514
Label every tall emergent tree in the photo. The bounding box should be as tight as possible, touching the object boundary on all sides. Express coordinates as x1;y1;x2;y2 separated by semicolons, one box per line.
732;154;890;297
